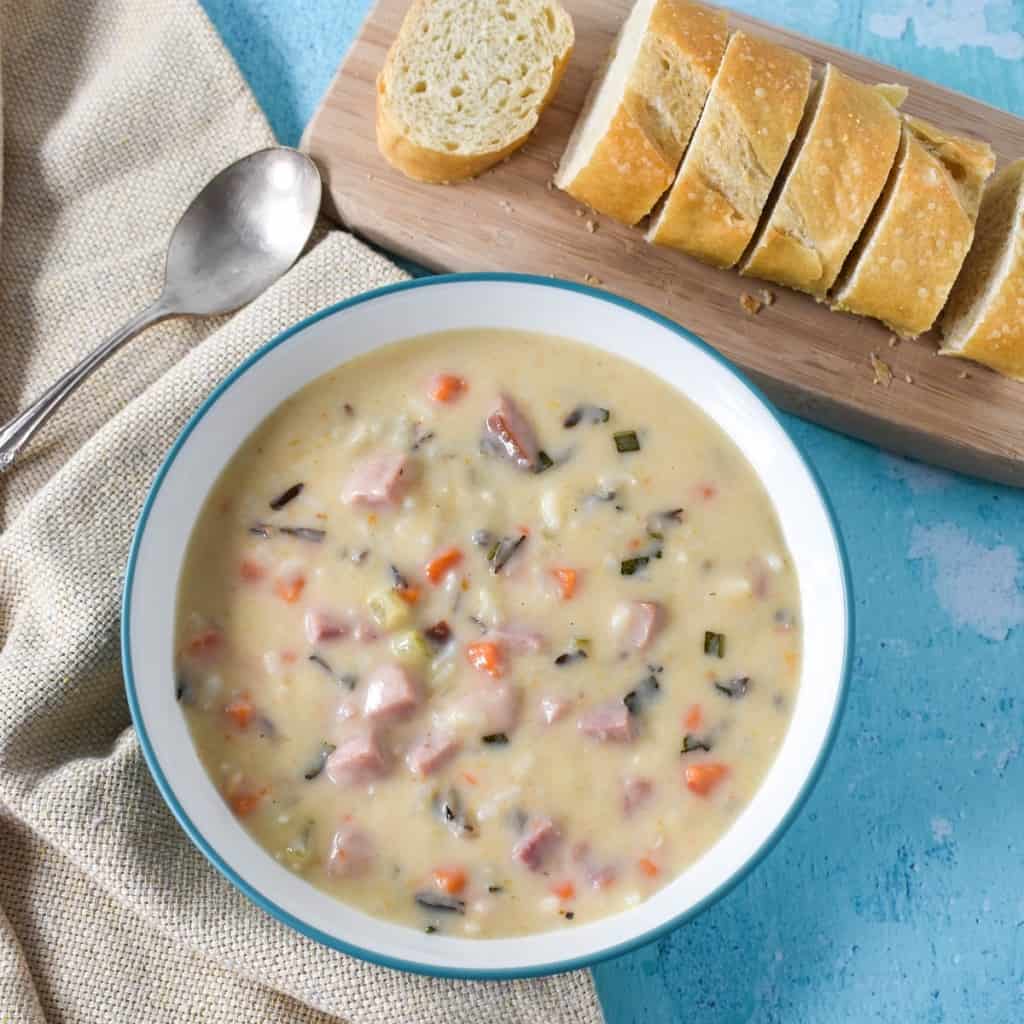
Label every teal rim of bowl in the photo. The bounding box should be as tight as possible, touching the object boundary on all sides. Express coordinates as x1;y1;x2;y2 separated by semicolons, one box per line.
121;271;855;980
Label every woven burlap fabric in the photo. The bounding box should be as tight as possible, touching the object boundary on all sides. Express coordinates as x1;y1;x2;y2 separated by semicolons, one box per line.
0;1;606;1021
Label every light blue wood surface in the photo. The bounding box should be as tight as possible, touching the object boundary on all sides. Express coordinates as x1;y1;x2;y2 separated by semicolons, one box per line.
198;2;1024;1019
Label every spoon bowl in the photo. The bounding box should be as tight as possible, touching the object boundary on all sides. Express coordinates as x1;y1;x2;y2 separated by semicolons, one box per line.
0;146;322;469
163;148;322;315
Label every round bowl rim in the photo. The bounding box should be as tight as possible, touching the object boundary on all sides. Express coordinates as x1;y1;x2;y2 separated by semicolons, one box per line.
121;271;854;980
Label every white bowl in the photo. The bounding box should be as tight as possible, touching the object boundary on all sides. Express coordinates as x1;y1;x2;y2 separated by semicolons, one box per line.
123;274;852;978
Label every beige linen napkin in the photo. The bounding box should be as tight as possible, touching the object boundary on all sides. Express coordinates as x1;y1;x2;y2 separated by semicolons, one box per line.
0;1;605;1021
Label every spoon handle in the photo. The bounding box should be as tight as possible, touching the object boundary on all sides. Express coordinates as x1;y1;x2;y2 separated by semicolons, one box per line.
0;299;172;471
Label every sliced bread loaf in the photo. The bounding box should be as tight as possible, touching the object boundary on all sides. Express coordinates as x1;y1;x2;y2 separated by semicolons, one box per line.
831;117;995;337
647;31;811;268
940;159;1024;379
740;64;905;298
376;0;574;184
554;0;728;226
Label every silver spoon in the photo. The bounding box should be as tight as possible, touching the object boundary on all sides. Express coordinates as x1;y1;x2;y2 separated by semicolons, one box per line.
0;146;321;470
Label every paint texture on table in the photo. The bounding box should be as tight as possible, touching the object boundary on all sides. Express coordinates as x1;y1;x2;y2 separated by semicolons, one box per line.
199;1;1024;1020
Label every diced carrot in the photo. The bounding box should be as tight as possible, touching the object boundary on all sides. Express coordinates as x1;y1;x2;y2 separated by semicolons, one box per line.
224;694;255;729
517;524;531;536
274;576;305;603
186;628;222;657
551;880;576;901
239;559;267;582
425;547;463;584
697;483;718;501
462;770;479;786
228;787;266;817
684;704;703;731
432;866;467;894
628;538;642;551
396;585;421;605
638;857;660;878
685;762;730;797
551;567;578;600
465;641;504;678
429;373;468;403
280;650;298;665
783;649;798;671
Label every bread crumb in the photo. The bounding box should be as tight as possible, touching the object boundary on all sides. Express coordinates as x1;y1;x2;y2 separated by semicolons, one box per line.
575;207;585;218
583;272;603;286
870;352;893;387
499;199;513;214
904;374;914;384
740;293;763;316
585;219;598;234
758;288;775;306
546;179;554;192
957;370;970;380
887;334;900;348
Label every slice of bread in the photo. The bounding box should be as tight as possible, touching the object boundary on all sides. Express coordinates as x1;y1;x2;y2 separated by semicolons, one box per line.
940;159;1024;378
554;0;728;226
740;64;905;298
376;0;574;184
831;117;995;337
647;31;811;268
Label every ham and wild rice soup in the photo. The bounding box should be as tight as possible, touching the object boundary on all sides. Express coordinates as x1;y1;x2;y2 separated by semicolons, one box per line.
175;328;801;938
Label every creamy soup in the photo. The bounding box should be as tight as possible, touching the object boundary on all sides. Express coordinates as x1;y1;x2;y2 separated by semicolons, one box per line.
175;328;801;938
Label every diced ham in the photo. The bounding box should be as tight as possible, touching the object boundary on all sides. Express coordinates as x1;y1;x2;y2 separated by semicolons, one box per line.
326;730;389;785
512;816;560;871
571;841;618;889
326;823;375;877
304;609;348;644
578;700;635;742
485;394;540;471
612;600;664;651
363;664;420;721
539;695;572;725
353;619;380;644
341;451;412;506
622;777;655;816
488;624;547;654
405;729;461;776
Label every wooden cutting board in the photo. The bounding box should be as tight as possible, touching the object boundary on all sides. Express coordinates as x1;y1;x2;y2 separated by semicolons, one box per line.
301;0;1024;486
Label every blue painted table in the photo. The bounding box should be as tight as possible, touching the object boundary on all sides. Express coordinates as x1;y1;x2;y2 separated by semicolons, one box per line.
200;2;1024;1019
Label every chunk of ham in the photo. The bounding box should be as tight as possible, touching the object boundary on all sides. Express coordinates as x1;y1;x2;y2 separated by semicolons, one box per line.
488;624;547;654
363;664;420;721
304;609;348;644
612;600;664;651
485;394;540;471
578;700;635;742
326;823;375;877
512;816;560;871
622;777;655;816
326;730;389;785
539;695;572;725
405;729;461;776
341;451;412;506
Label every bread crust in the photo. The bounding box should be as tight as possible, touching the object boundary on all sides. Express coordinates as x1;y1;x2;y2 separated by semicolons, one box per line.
741;64;903;297
940;159;1024;378
648;31;811;268
559;0;728;225
832;119;995;337
375;1;573;185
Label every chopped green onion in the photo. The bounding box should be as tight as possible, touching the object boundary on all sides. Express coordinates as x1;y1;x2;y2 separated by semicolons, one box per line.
704;631;726;658
302;742;336;780
282;820;315;870
482;732;509;745
614;430;640;453
535;450;554;473
620;555;650;576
